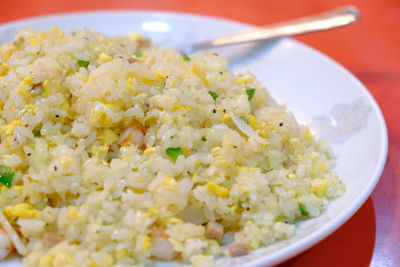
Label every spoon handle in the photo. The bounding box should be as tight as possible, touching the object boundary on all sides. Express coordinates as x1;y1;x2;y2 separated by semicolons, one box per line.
182;6;360;54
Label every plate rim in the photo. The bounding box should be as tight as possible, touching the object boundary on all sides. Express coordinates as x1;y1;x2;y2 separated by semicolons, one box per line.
0;10;388;266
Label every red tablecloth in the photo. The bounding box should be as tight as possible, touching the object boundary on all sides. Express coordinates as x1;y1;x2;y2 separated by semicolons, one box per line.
0;0;398;266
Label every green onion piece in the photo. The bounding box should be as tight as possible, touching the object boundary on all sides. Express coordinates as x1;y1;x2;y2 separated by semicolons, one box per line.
239;116;249;124
275;215;284;222
182;54;190;62
33;129;41;137
208;91;218;101
0;165;15;188
299;203;309;216
166;147;183;162
13;37;25;49
246;87;256;101
134;51;143;58
77;60;90;68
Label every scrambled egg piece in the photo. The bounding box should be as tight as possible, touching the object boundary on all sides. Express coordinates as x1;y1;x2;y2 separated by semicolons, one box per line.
4;203;37;219
234;76;250;85
289;138;301;148
206;182;229;198
304;126;314;141
141;236;152;252
148;207;160;216
161;216;183;225
143;147;156;155
125;77;136;92
162;177;177;191
191;65;209;86
90;101;116;127
97;129;118;146
17;76;34;96
1;119;21;136
39;257;53;267
311;179;329;197
0;62;9;76
97;53;113;64
67;206;81;221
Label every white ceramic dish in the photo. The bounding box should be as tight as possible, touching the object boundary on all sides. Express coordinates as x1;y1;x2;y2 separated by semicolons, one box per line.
0;11;387;267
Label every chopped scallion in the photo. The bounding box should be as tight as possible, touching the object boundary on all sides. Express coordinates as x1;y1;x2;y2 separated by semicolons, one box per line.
239;116;249;124
208;91;218;101
275;215;284;222
182;54;190;62
246;87;256;101
13;37;25;49
134;51;143;58
299;203;309;216
166;147;183;162
77;60;89;68
33;129;41;137
0;165;14;188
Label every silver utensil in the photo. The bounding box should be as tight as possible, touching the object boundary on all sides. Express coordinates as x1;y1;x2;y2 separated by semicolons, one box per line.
181;6;360;54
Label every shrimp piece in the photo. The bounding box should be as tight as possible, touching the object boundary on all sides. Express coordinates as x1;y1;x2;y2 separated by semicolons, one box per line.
0;228;13;260
128;58;138;64
118;125;147;149
150;228;178;261
228;243;248;257
42;233;64;248
205;221;224;243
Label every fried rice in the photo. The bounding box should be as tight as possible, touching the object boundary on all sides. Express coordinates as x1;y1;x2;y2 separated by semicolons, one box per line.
0;27;345;266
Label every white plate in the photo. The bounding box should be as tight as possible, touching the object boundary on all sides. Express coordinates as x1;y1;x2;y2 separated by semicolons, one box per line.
0;11;388;267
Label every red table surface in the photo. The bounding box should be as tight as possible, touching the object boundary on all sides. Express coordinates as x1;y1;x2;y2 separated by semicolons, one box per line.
0;0;399;266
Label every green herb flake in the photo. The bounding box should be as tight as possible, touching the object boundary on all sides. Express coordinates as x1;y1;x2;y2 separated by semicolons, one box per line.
77;60;90;68
33;129;41;137
275;215;284;222
299;203;309;216
134;51;143;58
239;116;249;124
246;87;256;101
182;54;191;62
120;43;126;48
0;165;15;188
13;37;25;49
166;147;183;162
208;91;218;101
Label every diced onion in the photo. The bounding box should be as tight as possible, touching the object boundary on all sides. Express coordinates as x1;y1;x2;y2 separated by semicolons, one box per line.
0;210;27;255
229;111;267;144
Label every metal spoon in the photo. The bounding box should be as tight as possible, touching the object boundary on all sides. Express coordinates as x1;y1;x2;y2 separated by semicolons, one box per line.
181;6;360;54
